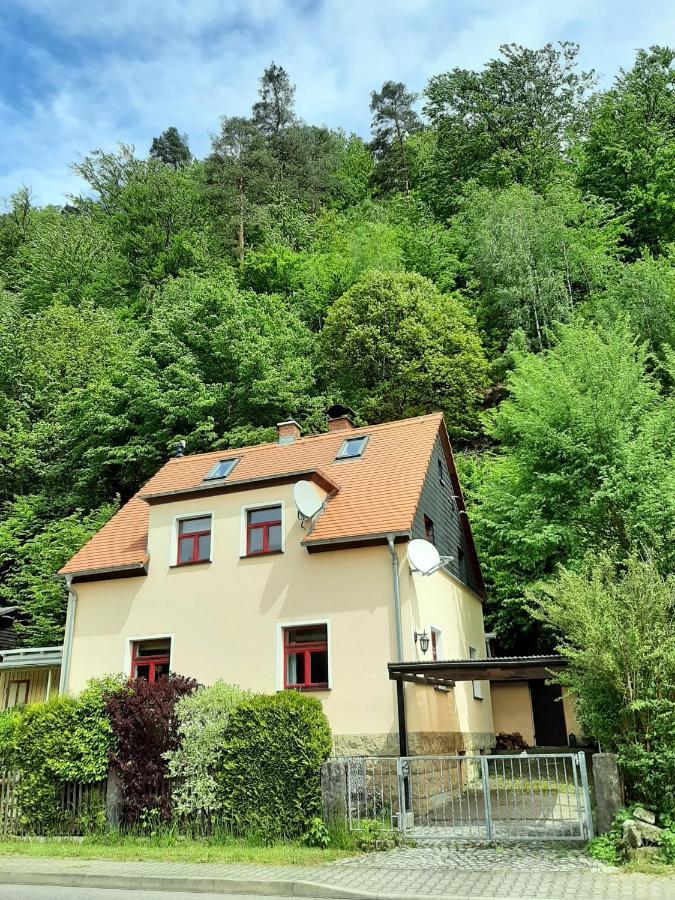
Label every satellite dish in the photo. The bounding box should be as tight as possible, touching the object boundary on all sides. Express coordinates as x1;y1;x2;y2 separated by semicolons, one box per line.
293;480;324;521
407;539;442;576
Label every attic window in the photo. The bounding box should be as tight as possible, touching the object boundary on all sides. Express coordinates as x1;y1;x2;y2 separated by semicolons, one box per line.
336;436;368;460
204;459;238;481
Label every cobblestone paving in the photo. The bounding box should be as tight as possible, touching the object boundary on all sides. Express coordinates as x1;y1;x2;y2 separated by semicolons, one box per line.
0;848;674;899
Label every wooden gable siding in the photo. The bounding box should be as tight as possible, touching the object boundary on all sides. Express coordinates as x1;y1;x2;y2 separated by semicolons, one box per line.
0;667;60;709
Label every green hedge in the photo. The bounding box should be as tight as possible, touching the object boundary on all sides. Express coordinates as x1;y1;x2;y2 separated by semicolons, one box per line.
218;691;332;841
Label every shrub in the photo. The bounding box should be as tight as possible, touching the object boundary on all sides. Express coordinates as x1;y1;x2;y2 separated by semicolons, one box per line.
0;676;123;833
218;691;332;841
106;674;198;824
495;732;529;751
165;680;249;818
531;554;675;812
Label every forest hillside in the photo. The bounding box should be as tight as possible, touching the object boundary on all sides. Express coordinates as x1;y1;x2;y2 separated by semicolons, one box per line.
0;44;673;651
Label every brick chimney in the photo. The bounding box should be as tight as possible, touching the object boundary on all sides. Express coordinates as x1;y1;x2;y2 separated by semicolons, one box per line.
327;404;355;432
277;418;301;444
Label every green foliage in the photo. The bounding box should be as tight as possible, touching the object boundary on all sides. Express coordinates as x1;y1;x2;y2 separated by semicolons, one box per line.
587;834;623;866
580;46;675;253
354;818;392;852
0;677;124;833
470;319;675;649
423;42;595;216
302;817;331;848
532;555;675;811
150;127;192;169
166;681;249;817
320;271;488;435
218;691;332;841
369;81;421;196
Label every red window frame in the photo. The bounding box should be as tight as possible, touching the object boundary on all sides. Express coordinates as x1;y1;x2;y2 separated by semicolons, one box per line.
246;506;282;556
130;641;171;683
431;630;438;662
177;516;211;566
5;679;29;709
283;626;329;690
424;515;435;545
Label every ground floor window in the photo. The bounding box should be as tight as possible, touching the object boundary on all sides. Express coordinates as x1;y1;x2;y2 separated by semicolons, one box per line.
284;624;328;690
5;680;29;709
131;638;171;683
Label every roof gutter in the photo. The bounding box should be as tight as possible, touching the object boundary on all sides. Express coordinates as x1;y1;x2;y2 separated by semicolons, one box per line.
59;575;77;693
386;534;404;663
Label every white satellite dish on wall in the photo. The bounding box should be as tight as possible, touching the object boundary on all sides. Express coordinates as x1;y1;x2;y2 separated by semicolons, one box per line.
407;538;454;576
293;480;324;522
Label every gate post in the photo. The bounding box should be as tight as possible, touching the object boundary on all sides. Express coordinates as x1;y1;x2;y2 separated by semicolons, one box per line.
396;757;409;836
480;756;494;841
577;752;594;839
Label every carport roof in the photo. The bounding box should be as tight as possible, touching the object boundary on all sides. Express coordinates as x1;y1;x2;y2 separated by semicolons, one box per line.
388;656;567;687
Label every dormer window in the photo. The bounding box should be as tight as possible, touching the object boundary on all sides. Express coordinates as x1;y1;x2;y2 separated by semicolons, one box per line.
204;458;238;481
336;436;368;460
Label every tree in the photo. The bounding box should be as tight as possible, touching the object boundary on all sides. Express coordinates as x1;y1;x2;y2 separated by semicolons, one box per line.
470;319;675;651
252;62;297;138
370;81;421;196
453;183;622;353
532;555;675;811
206;117;275;262
319;271;488;435
580;46;675;253
149;126;192;169
423;43;595;216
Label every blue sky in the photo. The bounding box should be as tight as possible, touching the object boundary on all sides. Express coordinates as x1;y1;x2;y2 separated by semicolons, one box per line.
2;0;675;205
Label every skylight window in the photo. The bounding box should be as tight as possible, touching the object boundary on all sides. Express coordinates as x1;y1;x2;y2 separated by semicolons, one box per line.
204;458;238;481
336;436;368;460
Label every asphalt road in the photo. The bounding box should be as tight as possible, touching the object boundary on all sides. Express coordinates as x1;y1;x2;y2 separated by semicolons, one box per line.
0;889;300;900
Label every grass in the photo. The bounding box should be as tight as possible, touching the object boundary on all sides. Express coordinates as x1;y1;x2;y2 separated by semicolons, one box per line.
0;833;358;866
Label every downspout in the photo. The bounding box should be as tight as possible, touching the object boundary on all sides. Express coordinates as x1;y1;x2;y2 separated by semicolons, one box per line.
59;575;77;694
386;534;404;662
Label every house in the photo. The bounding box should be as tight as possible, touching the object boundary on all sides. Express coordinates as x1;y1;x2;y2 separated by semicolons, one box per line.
58;409;497;755
0;646;62;709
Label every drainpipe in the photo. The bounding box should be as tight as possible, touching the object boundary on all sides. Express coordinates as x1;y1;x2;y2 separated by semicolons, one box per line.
59;575;77;694
386;535;404;663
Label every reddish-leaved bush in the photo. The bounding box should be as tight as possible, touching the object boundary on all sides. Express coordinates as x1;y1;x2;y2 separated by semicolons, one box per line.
105;674;198;824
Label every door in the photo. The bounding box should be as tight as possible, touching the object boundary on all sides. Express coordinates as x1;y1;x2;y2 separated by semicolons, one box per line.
529;681;567;746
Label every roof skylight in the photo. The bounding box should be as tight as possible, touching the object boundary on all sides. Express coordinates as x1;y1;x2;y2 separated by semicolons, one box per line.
336;436;368;460
204;458;238;481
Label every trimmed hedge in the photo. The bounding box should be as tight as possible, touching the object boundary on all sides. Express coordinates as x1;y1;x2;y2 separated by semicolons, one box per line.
218;691;332;841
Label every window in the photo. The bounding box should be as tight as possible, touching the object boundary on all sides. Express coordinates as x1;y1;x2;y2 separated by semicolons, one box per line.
424;515;435;545
246;505;282;556
204;458;237;481
457;546;467;583
177;515;212;565
430;627;443;662
5;680;29;709
437;458;445;486
336;436;368;460
469;646;483;700
284;625;329;690
131;639;171;683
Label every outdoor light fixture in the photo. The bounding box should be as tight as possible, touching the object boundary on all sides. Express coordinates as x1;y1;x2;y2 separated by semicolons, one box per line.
414;630;430;654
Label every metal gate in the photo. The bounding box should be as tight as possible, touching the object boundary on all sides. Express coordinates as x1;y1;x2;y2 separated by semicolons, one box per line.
343;752;593;841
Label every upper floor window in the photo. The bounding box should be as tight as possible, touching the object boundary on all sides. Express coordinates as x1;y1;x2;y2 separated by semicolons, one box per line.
469;645;483;700
424;515;435;545
336;436;368;460
131;638;171;683
177;515;212;565
284;625;328;690
430;627;443;662
437;458;445;486
5;680;29;709
246;505;282;556
457;546;467;583
204;458;238;481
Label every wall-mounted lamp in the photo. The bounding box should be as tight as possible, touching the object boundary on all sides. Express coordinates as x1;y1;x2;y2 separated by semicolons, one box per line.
414;630;430;654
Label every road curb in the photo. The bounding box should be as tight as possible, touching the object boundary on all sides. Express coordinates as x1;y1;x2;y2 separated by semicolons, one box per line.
0;867;560;900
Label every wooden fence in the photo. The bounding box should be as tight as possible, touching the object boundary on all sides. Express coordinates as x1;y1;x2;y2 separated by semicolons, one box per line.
0;769;108;836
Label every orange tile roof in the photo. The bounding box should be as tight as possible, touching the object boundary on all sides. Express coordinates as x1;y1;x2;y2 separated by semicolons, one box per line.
60;413;445;577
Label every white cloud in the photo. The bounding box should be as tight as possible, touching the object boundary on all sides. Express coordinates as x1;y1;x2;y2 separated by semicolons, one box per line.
2;0;675;204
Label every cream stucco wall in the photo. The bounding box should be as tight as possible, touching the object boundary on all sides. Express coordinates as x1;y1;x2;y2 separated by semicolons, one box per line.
67;482;494;752
490;682;536;746
397;560;494;750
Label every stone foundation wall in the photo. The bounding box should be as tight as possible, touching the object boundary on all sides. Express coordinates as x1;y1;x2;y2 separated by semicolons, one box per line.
333;730;496;758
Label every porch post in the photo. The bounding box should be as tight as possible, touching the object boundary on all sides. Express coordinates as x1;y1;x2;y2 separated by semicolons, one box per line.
396;678;408;757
